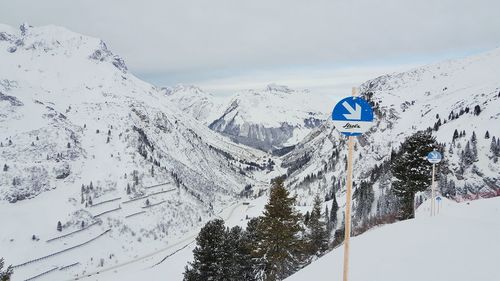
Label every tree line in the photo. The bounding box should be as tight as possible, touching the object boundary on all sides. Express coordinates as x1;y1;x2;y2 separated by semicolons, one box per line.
184;178;339;281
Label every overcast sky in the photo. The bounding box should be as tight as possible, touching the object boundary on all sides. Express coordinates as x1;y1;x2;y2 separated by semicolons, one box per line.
2;0;500;96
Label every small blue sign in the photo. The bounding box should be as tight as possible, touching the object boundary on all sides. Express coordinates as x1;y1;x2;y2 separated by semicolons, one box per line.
331;96;374;136
427;150;442;164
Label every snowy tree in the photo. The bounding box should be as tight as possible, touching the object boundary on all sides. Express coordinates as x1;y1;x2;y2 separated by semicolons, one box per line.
452;129;459;141
391;131;436;219
485;131;490;139
491;136;499;163
461;141;476;166
184;219;255;281
306;195;329;256
353;181;375;224
126;183;131;195
184;219;226;280
254;178;305;280
473;105;481;115
0;258;13;281
329;193;339;235
57;221;62;232
2;164;7;172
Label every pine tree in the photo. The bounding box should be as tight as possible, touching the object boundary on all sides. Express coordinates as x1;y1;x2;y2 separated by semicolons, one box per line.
353;181;374;223
184;219;227;281
246;217;264;279
452;129;459;141
2;164;7;172
324;205;331;236
471;132;478;162
57;221;62;232
126;183;131;195
0;258;14;281
330;193;339;229
221;226;256;281
473;104;481;115
306;195;329;256
304;211;310;225
491;136;499;163
255;178;304;280
391;131;436;220
485;131;490;139
462;139;478;166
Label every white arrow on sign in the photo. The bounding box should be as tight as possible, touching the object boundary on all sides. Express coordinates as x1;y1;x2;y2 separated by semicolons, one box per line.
342;101;361;120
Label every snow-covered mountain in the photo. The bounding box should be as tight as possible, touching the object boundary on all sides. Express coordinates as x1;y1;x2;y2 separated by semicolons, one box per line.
0;23;276;281
163;83;330;152
283;48;500;222
207;84;328;152
160;85;226;125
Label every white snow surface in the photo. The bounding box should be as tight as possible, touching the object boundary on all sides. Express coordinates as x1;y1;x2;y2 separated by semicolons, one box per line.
0;23;278;281
287;196;500;281
164;83;335;150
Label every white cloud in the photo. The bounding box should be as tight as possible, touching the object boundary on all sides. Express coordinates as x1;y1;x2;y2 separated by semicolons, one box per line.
2;0;499;89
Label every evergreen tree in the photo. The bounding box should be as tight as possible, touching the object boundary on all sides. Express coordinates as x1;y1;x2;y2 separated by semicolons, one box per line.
330;193;339;229
306;195;329;256
223;226;256;281
184;220;256;281
246;217;264;279
471;132;478;162
391;131;436;220
57;221;62;232
461;141;476;166
255;178;304;280
2;164;7;172
126;183;131;195
304;211;310;225
452;129;459;141
353;181;375;223
485;131;490;139
491;136;499;163
324;205;331;236
184;219;227;280
0;258;13;281
473;105;481;115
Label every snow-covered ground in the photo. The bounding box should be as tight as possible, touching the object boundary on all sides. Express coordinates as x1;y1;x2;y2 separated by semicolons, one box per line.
287;196;500;281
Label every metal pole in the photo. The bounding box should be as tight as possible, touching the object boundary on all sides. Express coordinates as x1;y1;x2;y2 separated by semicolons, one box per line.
343;87;356;281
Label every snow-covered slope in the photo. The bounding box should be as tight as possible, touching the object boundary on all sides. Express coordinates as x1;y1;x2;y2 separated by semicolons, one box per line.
286;196;500;281
0;23;274;281
161;85;226;125
208;84;329;152
283;49;500;222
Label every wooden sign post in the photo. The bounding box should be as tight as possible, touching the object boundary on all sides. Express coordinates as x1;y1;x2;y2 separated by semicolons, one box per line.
331;87;374;281
343;133;354;281
427;150;442;217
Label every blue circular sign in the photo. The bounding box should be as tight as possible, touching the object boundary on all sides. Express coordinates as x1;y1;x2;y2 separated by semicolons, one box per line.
427;150;442;164
331;96;374;136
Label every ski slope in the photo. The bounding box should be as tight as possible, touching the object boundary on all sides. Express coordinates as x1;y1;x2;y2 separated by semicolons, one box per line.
286;197;500;281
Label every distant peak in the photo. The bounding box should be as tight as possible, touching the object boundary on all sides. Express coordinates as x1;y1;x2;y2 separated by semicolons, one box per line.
265;83;294;93
162;84;206;96
20;22;32;36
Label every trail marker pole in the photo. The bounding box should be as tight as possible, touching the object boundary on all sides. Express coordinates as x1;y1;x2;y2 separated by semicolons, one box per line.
343;133;354;281
431;163;436;216
427;150;442;217
331;87;374;281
